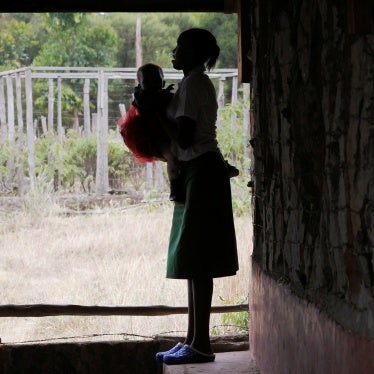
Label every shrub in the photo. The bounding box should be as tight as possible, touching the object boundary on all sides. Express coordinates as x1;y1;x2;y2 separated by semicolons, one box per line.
32;129;133;192
212;295;249;335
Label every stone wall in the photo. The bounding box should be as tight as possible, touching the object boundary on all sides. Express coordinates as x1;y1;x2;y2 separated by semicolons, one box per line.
0;340;162;374
0;334;248;373
249;0;373;340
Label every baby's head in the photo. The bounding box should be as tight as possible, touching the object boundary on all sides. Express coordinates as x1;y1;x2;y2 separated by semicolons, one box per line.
137;63;164;91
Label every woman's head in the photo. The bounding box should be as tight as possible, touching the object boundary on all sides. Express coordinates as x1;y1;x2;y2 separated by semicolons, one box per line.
172;28;220;72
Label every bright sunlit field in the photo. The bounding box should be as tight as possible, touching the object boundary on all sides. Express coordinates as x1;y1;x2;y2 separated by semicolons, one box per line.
0;195;252;344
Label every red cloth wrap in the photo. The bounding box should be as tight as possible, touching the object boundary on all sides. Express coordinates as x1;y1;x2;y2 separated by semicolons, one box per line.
118;104;159;163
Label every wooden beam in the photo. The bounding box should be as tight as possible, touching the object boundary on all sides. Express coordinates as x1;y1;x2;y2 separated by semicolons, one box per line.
224;0;238;13
347;0;374;34
0;0;227;12
0;304;249;317
238;0;252;83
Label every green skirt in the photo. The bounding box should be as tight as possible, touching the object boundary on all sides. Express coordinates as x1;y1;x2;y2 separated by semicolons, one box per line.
166;152;239;279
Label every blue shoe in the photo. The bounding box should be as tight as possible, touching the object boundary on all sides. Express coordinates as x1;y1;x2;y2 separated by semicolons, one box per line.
163;345;215;365
155;342;183;363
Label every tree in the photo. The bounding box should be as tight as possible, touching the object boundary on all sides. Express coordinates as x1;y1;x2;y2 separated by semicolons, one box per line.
141;13;197;68
31;13;119;128
100;13;137;68
194;13;238;68
0;14;43;70
33;14;118;67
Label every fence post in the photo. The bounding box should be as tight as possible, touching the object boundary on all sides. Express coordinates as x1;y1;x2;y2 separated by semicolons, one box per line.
83;78;91;137
146;163;153;190
243;83;250;160
0;77;6;144
217;77;225;128
48;78;54;133
91;113;97;134
6;75;15;182
56;76;63;190
41;116;47;135
25;68;36;189
57;77;63;142
231;75;238;127
119;103;126;117
15;73;25;192
95;70;109;194
155;161;165;192
230;76;238;163
118;103;126;141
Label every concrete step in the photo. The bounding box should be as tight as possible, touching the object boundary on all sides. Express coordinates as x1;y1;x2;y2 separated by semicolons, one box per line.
163;350;261;374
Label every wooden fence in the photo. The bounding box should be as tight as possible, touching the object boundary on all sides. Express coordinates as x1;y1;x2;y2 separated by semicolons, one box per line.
0;303;248;317
0;67;248;194
0;67;249;336
0;303;248;342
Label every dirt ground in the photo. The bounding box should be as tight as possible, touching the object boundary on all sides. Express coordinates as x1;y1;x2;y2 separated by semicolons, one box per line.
0;190;150;213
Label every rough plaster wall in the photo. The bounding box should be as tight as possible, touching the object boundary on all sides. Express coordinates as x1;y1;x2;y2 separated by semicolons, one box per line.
250;0;373;338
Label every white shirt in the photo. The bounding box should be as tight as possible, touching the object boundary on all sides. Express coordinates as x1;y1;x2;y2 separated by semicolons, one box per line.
166;65;219;161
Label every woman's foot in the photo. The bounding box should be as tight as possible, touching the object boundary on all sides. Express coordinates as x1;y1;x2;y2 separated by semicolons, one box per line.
155;342;183;363
163;345;215;365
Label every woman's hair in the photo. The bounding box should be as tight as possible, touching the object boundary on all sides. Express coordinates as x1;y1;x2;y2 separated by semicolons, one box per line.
178;28;220;70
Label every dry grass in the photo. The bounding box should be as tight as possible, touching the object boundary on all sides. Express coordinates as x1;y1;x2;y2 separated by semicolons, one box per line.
0;196;252;344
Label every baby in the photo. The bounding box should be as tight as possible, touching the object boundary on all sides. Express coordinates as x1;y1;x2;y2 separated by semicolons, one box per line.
118;63;181;201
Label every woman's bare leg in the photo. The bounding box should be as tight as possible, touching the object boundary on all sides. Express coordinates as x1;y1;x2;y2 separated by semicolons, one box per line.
190;278;213;354
183;279;195;345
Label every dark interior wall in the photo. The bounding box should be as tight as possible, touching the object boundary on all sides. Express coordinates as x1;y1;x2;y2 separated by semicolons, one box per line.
249;0;373;339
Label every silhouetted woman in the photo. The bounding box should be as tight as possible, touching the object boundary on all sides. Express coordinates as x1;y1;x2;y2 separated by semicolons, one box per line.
155;28;239;365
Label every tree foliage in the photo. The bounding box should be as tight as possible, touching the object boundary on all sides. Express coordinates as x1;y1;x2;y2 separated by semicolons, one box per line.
0;14;43;70
0;12;237;70
141;13;197;67
0;12;242;194
194;13;238;68
102;13;137;67
33;13;118;67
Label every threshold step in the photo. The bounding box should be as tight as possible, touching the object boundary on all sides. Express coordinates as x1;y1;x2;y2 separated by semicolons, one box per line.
163;350;260;374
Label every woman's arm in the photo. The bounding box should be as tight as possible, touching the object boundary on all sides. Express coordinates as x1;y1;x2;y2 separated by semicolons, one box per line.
159;114;196;150
175;116;196;149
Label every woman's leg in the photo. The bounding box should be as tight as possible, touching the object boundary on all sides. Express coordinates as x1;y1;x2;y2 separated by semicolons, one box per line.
155;280;194;362
184;279;194;345
190;278;214;354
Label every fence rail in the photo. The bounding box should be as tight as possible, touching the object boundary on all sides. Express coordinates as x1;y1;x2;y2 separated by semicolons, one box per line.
0;66;248;195
0;303;248;317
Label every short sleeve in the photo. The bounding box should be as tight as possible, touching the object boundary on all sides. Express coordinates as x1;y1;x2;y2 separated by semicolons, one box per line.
173;76;202;121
